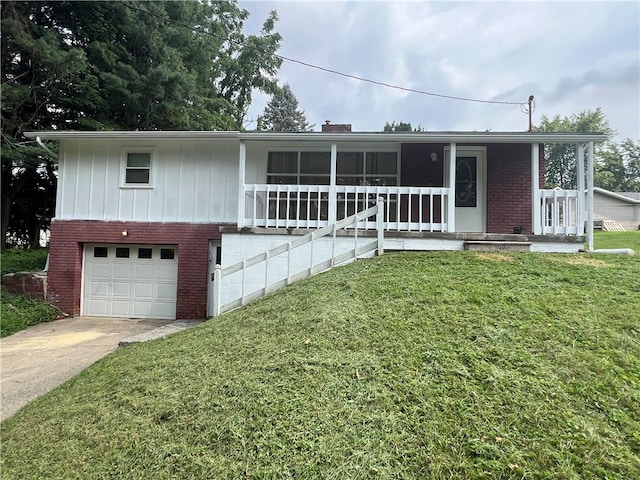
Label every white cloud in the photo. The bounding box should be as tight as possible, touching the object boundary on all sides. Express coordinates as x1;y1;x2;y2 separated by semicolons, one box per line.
240;1;640;139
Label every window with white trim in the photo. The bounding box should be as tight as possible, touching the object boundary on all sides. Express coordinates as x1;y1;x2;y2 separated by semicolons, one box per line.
337;151;398;186
267;151;331;184
123;151;151;186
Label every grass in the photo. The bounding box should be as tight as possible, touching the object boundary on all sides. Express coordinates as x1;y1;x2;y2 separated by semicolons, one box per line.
1;242;639;479
1;248;57;337
593;230;640;252
0;248;49;275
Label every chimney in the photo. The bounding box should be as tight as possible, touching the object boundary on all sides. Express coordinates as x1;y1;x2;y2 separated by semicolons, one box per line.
321;120;351;133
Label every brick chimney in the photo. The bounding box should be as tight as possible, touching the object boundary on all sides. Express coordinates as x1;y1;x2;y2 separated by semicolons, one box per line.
321;120;351;133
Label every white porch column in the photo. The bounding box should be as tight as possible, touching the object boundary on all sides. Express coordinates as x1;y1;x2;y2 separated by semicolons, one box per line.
447;142;456;232
531;143;541;235
328;143;337;224
576;143;585;236
586;141;595;251
237;140;246;228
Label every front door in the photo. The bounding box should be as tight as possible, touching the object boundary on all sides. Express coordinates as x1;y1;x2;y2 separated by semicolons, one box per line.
446;148;486;232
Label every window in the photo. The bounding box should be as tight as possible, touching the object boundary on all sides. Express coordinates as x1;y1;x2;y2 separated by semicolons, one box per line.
115;247;130;258
93;246;108;258
267;151;330;185
137;248;153;259
160;248;175;260
337;151;398;186
123;152;151;185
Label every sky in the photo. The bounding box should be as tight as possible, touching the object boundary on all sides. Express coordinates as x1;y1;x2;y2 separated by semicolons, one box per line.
238;0;640;141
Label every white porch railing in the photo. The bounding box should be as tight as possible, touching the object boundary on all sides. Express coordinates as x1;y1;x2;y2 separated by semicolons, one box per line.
539;189;580;235
242;184;450;232
212;199;385;317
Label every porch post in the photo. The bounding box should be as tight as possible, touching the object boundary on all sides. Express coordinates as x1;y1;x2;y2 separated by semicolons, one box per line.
328;143;337;224
237;140;246;228
531;143;541;235
447;142;456;232
576;143;585;236
586;141;595;251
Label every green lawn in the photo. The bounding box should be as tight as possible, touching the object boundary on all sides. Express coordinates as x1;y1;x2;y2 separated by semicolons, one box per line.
1;248;58;337
593;230;640;252
1;246;639;479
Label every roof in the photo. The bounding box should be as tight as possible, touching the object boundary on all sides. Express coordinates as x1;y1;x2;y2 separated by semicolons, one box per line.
25;130;608;144
593;187;640;204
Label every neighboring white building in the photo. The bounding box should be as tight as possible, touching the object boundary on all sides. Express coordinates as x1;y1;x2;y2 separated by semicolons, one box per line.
593;188;640;230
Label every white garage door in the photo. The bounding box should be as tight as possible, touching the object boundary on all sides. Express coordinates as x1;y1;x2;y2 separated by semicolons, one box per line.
83;244;178;319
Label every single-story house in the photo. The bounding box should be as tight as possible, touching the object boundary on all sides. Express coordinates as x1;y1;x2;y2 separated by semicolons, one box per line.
593;187;640;230
26;126;606;319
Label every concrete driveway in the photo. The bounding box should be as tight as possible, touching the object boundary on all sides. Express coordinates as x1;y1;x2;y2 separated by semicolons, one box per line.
0;316;195;422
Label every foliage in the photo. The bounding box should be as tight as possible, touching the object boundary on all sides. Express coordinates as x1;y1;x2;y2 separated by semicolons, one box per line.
258;83;313;132
1;0;283;249
536;108;614;189
0;289;58;337
2;249;639;478
0;248;49;275
383;121;424;132
596;138;640;191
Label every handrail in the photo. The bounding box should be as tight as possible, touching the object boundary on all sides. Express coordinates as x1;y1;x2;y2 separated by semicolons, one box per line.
212;198;384;316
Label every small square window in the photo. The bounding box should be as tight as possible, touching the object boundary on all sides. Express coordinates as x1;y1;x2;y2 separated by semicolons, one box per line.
138;248;153;259
116;247;130;258
125;152;151;185
93;246;108;258
160;248;175;260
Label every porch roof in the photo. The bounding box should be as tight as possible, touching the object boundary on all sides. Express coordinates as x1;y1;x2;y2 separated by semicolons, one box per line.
26;130;608;144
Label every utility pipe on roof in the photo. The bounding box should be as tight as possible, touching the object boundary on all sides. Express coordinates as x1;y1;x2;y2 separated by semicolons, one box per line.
35;136;58;158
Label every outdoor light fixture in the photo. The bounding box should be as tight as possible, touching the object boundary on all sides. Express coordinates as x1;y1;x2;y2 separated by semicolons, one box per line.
121;230;128;236
430;152;438;162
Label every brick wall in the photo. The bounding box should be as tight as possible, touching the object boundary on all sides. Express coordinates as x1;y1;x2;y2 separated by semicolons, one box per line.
48;220;231;319
486;144;544;234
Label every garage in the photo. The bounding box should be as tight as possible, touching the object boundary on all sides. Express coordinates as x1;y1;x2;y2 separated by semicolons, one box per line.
82;244;178;319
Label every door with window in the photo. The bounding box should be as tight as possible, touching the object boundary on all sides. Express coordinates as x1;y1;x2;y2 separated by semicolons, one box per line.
82;244;178;319
445;148;486;232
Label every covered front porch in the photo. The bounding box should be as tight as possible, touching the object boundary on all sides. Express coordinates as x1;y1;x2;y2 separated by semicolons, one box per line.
233;131;605;251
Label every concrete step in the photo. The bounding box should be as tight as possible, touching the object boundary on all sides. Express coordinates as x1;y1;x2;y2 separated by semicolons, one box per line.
463;241;532;252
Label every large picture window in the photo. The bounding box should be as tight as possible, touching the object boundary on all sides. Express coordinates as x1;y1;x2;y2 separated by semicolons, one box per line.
267;151;331;184
337;151;398;186
267;150;398;186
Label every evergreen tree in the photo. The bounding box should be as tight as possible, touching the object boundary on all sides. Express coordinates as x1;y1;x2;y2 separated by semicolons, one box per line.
259;84;313;132
383;121;424;132
1;0;283;249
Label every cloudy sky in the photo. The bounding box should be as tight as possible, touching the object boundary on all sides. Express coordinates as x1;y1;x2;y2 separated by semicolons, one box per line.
239;0;639;140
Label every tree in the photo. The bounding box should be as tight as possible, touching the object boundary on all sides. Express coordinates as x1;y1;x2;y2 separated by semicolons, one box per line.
535;108;613;188
597;139;640;191
259;83;313;132
383;121;424;132
1;0;283;249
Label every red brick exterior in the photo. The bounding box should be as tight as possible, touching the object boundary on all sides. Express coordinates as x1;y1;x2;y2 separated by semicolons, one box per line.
48;220;231;319
485;144;545;234
400;143;545;234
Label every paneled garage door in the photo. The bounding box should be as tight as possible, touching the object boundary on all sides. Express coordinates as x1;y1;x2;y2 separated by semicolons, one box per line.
83;244;178;319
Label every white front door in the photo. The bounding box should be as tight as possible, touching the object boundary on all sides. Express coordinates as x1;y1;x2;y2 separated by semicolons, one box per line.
446;148;486;232
82;244;178;319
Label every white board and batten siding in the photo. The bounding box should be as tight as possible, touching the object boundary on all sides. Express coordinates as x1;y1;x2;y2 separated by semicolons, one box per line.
57;139;240;223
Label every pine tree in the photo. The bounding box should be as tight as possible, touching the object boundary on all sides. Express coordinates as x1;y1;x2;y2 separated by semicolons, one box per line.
260;84;313;132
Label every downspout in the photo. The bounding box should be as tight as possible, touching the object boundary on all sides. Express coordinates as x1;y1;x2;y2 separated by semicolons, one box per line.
35;136;58;158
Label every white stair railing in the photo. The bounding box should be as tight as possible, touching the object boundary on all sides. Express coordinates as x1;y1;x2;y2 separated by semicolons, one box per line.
211;198;385;317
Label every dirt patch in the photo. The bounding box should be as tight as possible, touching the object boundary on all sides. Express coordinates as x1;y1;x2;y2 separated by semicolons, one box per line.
476;253;515;262
554;256;610;267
